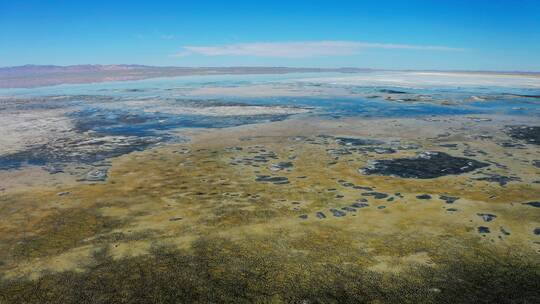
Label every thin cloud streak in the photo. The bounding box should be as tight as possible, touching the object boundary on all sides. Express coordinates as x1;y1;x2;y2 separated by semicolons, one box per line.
172;41;464;58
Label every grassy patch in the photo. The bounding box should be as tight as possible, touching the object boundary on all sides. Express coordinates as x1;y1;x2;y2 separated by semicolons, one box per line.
1;236;538;304
12;208;121;260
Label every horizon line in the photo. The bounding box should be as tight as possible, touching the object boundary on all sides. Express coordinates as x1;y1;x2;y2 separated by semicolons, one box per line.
1;64;540;74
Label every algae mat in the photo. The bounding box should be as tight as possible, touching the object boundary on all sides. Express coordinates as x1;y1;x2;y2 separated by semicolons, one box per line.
0;114;539;303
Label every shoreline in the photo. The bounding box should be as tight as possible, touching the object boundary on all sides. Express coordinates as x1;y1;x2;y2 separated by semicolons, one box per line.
2;66;539;90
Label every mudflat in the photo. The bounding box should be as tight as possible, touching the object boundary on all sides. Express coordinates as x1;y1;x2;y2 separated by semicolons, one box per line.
0;71;539;303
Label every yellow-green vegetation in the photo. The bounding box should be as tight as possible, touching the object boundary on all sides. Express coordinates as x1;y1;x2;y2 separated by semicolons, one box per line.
0;123;539;303
1;238;539;304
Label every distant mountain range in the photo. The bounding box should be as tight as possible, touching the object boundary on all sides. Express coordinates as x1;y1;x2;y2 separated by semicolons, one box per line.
0;64;538;89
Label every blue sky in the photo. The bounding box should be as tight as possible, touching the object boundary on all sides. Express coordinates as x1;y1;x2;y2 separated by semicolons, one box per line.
1;0;539;70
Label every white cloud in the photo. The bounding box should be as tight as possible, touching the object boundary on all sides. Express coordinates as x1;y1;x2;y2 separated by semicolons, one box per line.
172;41;463;58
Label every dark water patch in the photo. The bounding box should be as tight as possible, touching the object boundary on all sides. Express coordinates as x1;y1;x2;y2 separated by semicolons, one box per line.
379;89;408;94
255;175;289;185
176;98;250;107
440;195;459;204
362;192;388;199
0;150;48;170
498;141;526;148
351;202;369;208
354;185;373;191
337;180;355;187
330;208;346;217
474;174;521;186
342;206;357;212
505;125;540;145
523;201;540;208
416;194;432;200
123;88;146;93
507;94;540;99
478;226;491;234
269;161;293;171
362;147;397;154
315;212;326;219
0;136;157;172
477;213;497;222
335;137;384;146
361;151;489;179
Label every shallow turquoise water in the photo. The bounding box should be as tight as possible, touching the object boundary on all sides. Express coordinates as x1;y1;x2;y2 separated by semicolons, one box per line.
2;72;539;135
1;72;538;171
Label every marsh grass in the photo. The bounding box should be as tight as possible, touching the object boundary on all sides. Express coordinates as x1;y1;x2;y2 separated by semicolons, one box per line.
1;236;538;304
12;208;122;260
1;141;539;303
